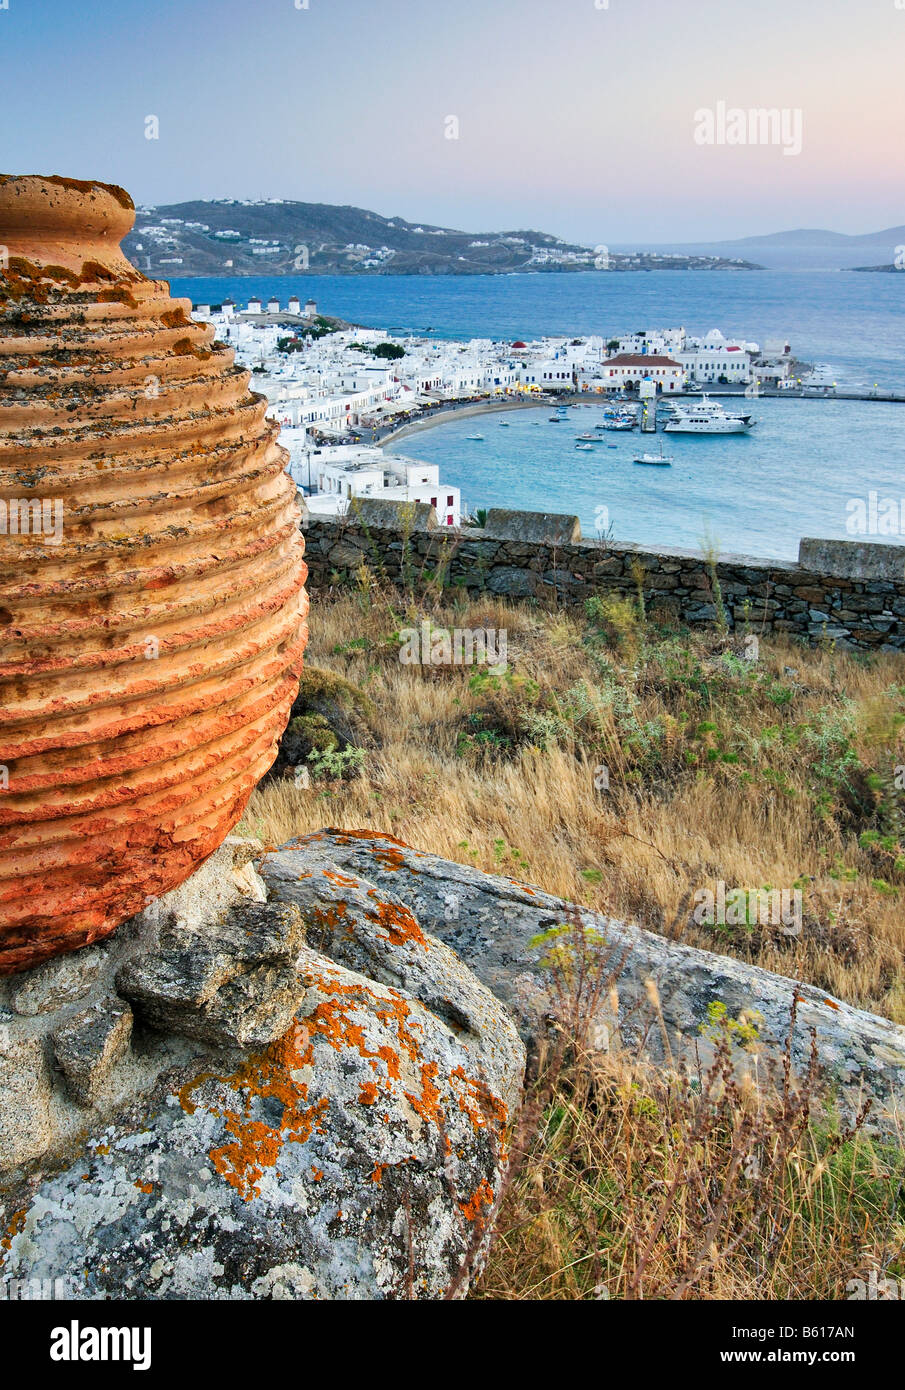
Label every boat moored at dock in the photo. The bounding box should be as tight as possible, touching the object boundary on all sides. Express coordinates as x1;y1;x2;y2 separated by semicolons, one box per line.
664;396;755;434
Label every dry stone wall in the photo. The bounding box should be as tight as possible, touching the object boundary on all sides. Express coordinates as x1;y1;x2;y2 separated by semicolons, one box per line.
301;505;905;650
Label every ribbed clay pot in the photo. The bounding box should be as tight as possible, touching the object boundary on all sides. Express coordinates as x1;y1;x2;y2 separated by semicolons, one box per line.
0;175;308;974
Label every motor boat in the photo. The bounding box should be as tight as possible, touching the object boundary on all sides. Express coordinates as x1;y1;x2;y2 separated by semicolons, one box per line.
664;396;754;434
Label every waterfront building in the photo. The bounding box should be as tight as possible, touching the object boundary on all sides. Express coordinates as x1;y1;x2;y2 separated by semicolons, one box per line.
602;353;684;392
678;344;752;384
609;328;686;358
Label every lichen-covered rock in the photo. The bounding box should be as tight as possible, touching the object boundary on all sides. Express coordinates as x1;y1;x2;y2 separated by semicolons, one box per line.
0;836;278;1178
116;900;307;1049
0;941;523;1299
259;851;525;1101
51;998;133;1107
283;829;905;1132
0;834;525;1299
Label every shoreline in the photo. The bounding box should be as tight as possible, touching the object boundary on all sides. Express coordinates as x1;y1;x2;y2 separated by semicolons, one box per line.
379;398;545;446
379;385;905;448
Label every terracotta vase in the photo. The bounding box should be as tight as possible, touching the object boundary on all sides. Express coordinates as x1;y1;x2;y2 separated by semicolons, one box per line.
0;175;308;974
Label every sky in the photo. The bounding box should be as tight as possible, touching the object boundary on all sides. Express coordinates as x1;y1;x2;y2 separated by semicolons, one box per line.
1;0;903;243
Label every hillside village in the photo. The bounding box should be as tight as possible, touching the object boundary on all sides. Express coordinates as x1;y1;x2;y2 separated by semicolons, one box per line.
127;198;761;276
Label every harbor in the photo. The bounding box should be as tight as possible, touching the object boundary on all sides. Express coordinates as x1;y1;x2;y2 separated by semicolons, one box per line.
387;395;905;562
183;294;905;560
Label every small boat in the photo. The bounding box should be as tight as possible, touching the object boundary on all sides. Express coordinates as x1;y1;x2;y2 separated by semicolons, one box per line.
574;432;599;442
575;443;594;451
548;415;566;422
466;433;485;441
606;442;618;449
498;421;510;427
633;446;673;466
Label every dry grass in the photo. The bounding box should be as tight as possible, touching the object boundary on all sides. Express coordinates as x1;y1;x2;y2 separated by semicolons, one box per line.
243;579;905;1022
240;577;905;1299
466;919;905;1301
472;1011;905;1300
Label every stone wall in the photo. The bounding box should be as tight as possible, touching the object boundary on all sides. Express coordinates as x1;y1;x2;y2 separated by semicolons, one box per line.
301;504;905;650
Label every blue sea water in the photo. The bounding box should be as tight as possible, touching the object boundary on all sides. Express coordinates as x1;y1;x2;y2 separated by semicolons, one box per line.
171;269;905;389
169;270;905;559
395;399;905;562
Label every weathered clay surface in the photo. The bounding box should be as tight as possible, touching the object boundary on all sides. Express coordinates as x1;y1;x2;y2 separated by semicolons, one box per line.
278;830;905;1130
0;834;524;1299
0;174;308;973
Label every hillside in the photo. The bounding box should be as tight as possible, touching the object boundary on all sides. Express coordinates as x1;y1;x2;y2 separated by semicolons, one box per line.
124;199;760;277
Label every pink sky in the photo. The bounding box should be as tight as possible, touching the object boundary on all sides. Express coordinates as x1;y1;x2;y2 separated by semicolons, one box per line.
2;0;903;241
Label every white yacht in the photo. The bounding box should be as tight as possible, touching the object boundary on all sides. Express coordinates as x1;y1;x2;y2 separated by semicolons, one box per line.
664;396;755;434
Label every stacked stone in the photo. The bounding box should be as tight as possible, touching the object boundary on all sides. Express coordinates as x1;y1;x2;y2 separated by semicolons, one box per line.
301;506;905;650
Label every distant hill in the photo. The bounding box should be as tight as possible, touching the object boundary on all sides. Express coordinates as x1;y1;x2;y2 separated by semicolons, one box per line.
614;225;905;271
732;226;905;248
124;200;759;278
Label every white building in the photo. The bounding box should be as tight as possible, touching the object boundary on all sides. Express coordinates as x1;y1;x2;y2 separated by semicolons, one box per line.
295;445;461;527
601;354;684;392
517;357;575;391
677;345;751;384
609;328;686;358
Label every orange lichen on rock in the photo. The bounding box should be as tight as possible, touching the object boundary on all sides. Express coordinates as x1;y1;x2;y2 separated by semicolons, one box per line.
178;1022;328;1202
404;1061;444;1130
0;173;308;973
449;1065;509;1133
323;870;360;889
307;976;425;1083
324;829;419;873
1;1209;27;1252
460;1179;495;1225
366;891;428;949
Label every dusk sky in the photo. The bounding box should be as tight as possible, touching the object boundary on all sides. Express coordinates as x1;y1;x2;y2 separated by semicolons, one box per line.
2;0;903;242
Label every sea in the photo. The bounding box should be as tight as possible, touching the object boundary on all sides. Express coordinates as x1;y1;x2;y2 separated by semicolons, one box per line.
171;270;905;560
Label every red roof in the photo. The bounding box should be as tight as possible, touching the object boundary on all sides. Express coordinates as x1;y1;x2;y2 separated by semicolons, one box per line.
606;353;682;368
512;340;527;348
